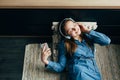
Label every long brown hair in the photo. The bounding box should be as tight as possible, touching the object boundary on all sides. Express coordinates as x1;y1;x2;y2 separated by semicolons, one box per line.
64;38;77;57
64;34;92;57
59;19;77;57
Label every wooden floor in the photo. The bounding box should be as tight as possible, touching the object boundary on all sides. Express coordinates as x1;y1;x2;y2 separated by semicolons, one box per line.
0;37;51;80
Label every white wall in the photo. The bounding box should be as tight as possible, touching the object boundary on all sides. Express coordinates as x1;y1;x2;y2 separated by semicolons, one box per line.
0;0;120;9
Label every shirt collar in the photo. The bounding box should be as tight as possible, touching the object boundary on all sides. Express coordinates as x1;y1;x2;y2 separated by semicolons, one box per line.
74;39;85;44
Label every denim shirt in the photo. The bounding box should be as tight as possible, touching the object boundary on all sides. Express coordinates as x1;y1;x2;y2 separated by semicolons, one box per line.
46;30;111;80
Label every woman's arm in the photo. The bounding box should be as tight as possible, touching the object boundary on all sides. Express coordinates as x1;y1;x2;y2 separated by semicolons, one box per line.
77;22;111;46
41;41;67;72
85;30;111;46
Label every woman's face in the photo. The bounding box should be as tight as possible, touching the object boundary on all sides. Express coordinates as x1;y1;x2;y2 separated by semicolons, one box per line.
64;20;81;39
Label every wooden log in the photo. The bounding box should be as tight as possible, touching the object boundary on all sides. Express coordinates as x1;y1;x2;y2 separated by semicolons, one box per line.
22;44;60;80
95;44;120;80
22;43;120;80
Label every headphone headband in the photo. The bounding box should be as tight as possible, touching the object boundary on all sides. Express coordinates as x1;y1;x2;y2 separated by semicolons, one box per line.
59;18;75;39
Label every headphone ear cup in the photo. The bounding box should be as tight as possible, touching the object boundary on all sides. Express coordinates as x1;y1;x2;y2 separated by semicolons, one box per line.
65;36;71;39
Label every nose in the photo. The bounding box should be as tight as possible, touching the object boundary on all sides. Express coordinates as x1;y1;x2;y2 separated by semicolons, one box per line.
70;28;77;35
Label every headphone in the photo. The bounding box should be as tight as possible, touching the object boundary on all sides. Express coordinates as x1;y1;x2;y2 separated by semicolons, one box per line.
59;18;75;39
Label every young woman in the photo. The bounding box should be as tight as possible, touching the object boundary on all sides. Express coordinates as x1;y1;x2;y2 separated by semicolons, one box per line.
41;18;111;80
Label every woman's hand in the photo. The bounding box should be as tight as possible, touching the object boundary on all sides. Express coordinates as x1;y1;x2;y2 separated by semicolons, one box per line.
41;44;51;65
76;22;91;33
